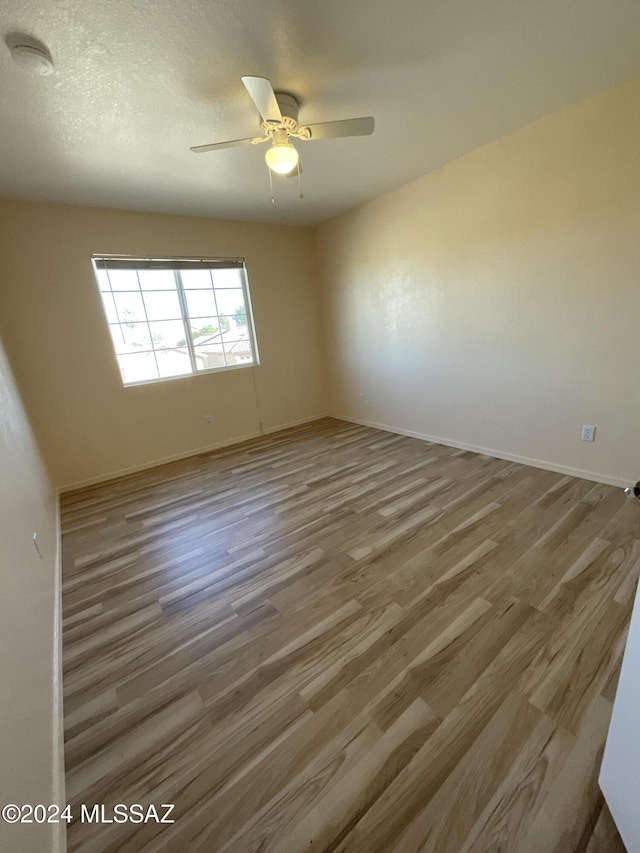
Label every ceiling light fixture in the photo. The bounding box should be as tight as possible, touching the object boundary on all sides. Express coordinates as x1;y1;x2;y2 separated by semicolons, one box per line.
264;129;299;175
7;36;54;76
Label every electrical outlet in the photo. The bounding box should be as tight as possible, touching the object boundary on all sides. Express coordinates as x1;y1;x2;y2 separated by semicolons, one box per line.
581;425;596;442
204;415;213;426
359;393;365;404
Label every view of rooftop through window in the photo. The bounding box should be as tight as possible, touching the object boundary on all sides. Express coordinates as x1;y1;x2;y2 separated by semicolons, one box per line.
92;257;258;385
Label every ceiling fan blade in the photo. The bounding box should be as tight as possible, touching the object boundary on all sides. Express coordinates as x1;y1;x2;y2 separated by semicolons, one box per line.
190;136;265;154
284;165;303;178
304;116;375;141
241;76;283;124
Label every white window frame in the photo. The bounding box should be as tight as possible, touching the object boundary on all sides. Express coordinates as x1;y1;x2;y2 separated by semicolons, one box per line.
91;255;260;387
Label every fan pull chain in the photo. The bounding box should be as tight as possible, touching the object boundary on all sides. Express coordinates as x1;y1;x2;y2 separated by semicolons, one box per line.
268;166;275;204
297;164;303;199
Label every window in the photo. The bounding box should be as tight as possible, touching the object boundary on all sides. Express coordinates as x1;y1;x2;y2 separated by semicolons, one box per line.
92;257;259;386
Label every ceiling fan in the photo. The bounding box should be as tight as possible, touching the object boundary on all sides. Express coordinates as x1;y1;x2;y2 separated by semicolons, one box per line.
190;76;375;178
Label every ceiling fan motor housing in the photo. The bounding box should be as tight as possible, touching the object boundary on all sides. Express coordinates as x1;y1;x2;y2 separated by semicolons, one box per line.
261;93;300;133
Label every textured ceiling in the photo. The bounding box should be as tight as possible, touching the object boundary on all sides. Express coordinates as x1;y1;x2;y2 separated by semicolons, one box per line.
2;0;640;225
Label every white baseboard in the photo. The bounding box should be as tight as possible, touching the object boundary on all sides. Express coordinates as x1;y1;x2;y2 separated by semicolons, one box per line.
52;492;66;853
57;414;328;494
58;408;627;493
332;413;628;489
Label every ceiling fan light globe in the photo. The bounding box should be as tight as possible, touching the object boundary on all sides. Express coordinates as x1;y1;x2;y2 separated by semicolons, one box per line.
265;142;299;175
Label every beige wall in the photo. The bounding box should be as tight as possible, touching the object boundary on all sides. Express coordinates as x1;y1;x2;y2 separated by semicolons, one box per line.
0;335;62;852
317;78;640;487
0;201;326;489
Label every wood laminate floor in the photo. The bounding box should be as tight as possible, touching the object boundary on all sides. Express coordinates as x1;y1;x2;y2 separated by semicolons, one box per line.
61;418;636;852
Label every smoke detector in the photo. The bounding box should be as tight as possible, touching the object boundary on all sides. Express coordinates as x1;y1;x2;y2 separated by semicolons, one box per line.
7;36;54;76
